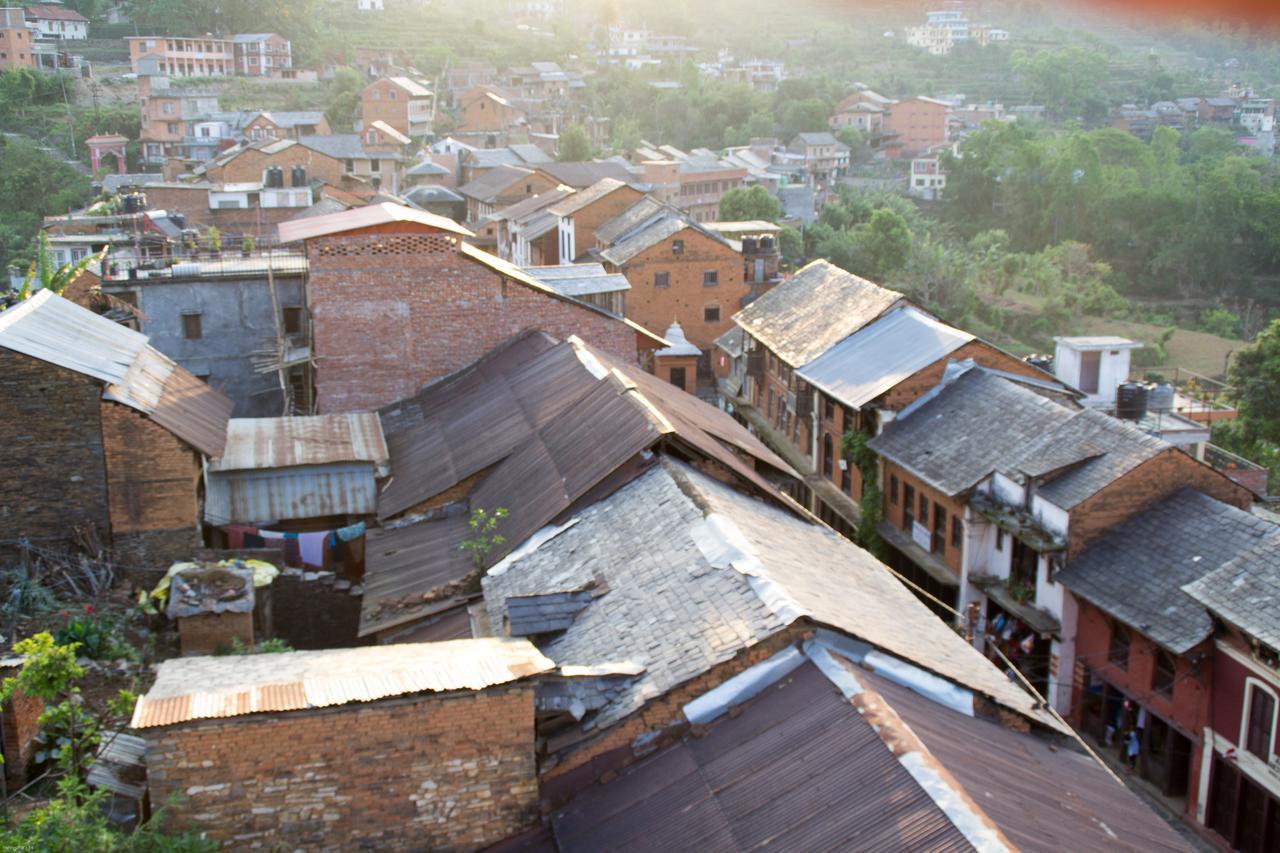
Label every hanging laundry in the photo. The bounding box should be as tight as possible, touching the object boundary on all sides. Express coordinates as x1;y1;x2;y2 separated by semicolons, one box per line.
336;521;366;543
1018;633;1036;654
298;531;328;569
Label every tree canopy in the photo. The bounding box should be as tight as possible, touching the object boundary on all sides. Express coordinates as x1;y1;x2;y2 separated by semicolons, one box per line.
718;186;782;222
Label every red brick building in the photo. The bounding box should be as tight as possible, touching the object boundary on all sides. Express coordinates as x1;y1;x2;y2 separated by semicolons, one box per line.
1062;491;1275;838
597;201;746;353
278;202;652;413
361;76;433;138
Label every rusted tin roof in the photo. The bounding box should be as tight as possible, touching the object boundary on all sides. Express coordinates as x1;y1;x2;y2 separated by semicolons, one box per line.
551;663;976;852
131;637;554;729
204;462;378;525
211;413;389;475
859;666;1192;852
362;336;800;637
0;291;232;457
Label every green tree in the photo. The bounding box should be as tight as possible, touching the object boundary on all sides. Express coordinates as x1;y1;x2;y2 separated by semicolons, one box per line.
853;208;912;279
0;135;92;271
1009;47;1109;121
718;186;782;222
779;98;830;140
558;124;592;161
1228;319;1280;445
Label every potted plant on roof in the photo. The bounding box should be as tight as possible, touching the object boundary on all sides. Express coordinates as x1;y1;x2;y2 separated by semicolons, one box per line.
207;226;222;257
241;234;254;257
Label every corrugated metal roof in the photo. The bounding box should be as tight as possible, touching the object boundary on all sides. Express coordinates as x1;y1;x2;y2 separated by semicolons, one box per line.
859;666;1192;852
205;462;378;525
551;663;974;852
211;414;388;475
796;306;973;410
734;260;904;367
0;291;231;456
131;638;554;728
276;201;473;243
523;263;631;297
0;289;147;384
363;336;797;636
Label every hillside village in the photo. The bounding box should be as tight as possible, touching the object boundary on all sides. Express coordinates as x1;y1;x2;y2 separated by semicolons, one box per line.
1;0;1280;849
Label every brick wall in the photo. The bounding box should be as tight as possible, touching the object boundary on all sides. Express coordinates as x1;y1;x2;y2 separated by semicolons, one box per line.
99;401;202;567
617;228;745;351
206;144;345;187
541;625;812;805
1067;448;1255;557
146;685;539;849
0;349;110;548
881;461;965;575
577;186;644;256
1070;599;1209;818
306;226;638;413
362;79;412;137
879;340;1050;412
271;571;368;650
654;353;698;395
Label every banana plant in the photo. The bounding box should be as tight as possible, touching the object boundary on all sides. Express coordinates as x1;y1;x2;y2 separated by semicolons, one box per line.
17;231;107;300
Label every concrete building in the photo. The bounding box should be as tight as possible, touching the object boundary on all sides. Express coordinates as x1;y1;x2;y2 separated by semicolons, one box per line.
25;4;88;39
100;253;310;417
127;35;235;78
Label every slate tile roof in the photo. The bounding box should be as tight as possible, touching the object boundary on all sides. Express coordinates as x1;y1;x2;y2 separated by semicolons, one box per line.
868;367;1074;497
1182;531;1280;652
457;164;536;202
732;260;903;367
1058;489;1278;654
483;459;1054;731
546;178;628;218
1010;408;1168;510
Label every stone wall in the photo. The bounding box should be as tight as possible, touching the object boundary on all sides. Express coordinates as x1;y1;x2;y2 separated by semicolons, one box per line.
146;684;539;849
0;348;110;549
306;226;638;413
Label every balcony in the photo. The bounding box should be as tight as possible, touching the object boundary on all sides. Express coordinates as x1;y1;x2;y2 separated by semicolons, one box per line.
969;492;1066;553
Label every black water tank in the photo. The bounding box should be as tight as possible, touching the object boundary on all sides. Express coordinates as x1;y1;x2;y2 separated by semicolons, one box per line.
742;236;758;253
1024;353;1053;372
759;236;774;250
291;165;307;187
1116;382;1149;420
265;166;284;188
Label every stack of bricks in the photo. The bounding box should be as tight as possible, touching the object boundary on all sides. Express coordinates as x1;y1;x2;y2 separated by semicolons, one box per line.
145;684;540;849
305;226;639;413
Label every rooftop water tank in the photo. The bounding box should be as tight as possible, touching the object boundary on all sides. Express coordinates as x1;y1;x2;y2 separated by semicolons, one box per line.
1148;383;1175;413
1116;382;1149;421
